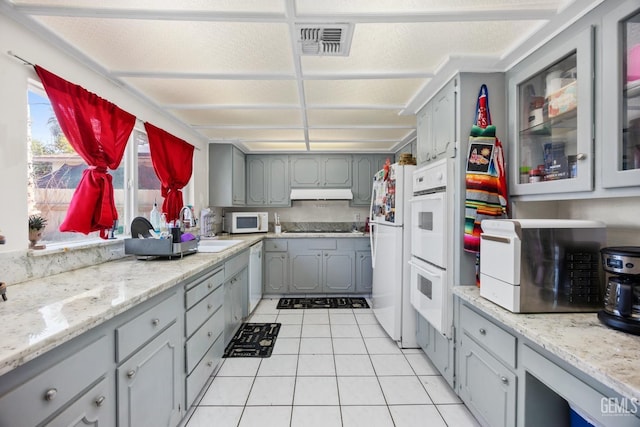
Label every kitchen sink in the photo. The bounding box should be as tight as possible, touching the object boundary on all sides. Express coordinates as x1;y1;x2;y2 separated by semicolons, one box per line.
198;239;244;253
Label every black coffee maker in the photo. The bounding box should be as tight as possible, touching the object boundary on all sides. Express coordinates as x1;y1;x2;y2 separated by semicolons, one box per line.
598;247;640;335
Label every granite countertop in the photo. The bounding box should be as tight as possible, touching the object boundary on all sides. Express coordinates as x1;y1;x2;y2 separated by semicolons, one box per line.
0;235;262;377
454;286;640;402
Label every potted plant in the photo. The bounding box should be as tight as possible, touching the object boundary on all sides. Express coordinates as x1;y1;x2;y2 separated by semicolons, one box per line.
28;214;47;249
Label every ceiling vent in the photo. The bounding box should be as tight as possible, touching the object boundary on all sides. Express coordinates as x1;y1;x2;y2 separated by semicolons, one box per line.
295;23;354;56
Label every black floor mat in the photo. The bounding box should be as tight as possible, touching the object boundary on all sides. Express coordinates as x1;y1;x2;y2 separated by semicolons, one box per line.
277;297;370;309
223;323;281;358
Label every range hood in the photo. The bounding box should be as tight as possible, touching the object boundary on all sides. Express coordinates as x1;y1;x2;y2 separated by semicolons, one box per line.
290;188;353;200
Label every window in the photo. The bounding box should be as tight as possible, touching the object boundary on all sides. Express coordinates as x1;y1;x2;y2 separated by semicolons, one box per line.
27;84;164;245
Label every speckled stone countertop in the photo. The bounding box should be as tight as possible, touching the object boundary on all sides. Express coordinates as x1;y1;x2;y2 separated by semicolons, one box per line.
454;286;640;402
0;232;369;377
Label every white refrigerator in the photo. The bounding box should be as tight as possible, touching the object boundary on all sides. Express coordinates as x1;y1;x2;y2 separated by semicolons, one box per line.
369;163;417;348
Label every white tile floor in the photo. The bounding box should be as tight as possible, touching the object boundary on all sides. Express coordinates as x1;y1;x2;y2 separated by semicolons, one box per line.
182;298;480;427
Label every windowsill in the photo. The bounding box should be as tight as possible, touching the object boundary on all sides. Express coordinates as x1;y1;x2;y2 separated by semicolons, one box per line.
27;236;125;257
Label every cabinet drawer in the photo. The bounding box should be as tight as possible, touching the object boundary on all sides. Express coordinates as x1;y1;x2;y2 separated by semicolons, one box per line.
186;285;224;337
185;307;224;373
185;267;224;309
116;292;179;363
460;304;516;368
45;375;114;427
290;239;337;250
265;239;288;252
186;333;224;408
0;335;109;427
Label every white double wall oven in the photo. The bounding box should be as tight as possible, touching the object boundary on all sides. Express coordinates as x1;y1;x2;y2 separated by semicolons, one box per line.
409;158;455;338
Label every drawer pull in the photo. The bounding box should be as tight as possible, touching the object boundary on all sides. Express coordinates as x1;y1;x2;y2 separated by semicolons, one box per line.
44;388;57;401
500;376;509;385
479;328;486;335
95;396;106;407
127;369;136;379
207;331;213;337
152;318;160;326
207;303;213;310
208;283;213;289
207;360;213;367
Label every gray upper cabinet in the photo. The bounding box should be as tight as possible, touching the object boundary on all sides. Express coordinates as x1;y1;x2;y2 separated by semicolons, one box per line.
246;155;290;206
508;27;594;196
351;154;390;206
291;155;352;188
416;79;456;164
209;144;246;207
602;0;640;188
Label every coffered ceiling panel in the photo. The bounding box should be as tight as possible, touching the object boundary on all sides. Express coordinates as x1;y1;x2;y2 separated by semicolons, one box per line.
172;109;303;127
198;128;305;141
4;0;592;152
307;109;414;127
304;79;426;106
120;79;300;105
32;17;294;74
308;128;412;141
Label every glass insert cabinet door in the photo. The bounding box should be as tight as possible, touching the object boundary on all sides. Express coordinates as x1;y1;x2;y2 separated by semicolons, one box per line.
602;1;640;188
508;27;594;196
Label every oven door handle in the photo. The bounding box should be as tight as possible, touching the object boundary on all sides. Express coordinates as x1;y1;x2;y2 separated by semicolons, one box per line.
408;259;442;277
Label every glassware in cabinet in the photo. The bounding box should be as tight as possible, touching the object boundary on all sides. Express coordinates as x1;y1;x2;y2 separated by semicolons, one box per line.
508;27;594;196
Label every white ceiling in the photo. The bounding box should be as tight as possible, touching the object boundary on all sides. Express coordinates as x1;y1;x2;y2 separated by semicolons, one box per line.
3;0;601;153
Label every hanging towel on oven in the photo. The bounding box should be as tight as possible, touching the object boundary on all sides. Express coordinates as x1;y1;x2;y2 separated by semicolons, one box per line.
464;84;508;257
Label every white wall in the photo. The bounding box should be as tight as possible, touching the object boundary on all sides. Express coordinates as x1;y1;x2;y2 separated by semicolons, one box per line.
0;13;209;252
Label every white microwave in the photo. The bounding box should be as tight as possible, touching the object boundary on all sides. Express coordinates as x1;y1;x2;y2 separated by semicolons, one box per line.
223;212;268;234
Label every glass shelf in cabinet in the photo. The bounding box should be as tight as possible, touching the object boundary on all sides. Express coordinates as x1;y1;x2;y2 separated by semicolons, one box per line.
520;108;577;136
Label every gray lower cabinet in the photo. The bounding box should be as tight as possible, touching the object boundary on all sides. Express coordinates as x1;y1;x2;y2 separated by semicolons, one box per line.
117;321;182;427
0;334;114;427
223;250;250;345
246;155;290;207
290;249;323;292
264;250;289;294
224;267;248;345
457;302;517;427
416;313;454;388
265;239;365;295
355;250;373;293
209;144;246;207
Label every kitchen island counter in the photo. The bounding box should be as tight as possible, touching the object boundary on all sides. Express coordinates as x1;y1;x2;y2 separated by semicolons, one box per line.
454;285;640;404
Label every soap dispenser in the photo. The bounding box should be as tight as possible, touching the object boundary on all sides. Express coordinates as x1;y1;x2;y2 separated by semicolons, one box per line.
150;200;160;232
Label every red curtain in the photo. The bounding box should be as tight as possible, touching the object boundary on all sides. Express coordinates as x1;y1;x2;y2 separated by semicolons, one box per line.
144;123;194;223
35;66;136;239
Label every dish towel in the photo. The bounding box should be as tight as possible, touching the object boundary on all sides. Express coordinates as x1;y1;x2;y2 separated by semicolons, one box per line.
464;85;508;285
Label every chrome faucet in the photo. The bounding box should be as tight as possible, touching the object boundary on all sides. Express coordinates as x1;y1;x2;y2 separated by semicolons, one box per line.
179;206;193;230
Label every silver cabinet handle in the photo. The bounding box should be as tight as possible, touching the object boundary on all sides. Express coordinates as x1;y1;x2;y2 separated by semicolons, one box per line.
325;253;328;257
479;328;486;335
500;376;509;385
208;282;213;289
127;370;136;379
207;331;213;337
44;388;57;401
95;396;106;407
207;360;213;367
152;318;160;326
207;303;213;310
576;153;587;160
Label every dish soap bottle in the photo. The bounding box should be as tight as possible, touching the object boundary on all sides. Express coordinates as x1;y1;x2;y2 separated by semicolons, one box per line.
150;200;161;232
